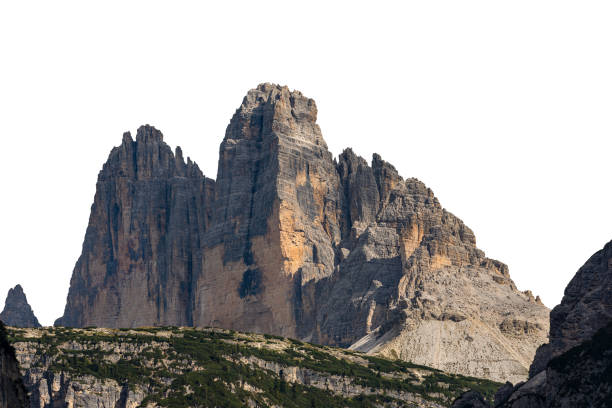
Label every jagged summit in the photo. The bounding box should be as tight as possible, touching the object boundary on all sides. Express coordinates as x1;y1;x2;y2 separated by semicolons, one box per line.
103;124;204;181
135;124;164;143
55;126;215;328
226;83;325;148
56;85;549;383
0;285;41;328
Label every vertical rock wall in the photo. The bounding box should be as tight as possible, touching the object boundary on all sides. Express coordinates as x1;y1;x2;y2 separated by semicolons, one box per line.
56;84;549;382
0;322;28;408
194;84;343;338
55;126;214;328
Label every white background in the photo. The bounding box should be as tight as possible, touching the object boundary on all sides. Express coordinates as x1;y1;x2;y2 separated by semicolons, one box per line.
1;1;610;326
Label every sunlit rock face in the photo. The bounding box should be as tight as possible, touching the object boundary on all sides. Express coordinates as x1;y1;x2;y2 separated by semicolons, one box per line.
56;84;549;382
193;83;342;339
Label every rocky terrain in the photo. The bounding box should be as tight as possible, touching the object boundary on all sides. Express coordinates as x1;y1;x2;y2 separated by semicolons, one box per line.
55;126;215;328
8;326;500;408
0;285;41;328
0;322;28;408
56;83;549;383
451;239;612;408
529;239;612;377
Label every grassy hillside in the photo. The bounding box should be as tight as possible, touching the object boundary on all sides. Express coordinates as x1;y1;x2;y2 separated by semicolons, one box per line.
8;327;500;407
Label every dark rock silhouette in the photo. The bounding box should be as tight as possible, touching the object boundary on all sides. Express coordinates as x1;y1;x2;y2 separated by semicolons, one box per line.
458;239;612;408
0;322;28;408
530;239;612;377
451;390;491;408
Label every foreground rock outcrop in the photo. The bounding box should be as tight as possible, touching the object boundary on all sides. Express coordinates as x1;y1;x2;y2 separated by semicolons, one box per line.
56;84;549;383
529;239;612;377
451;239;612;408
9;326;501;408
453;322;612;408
0;285;40;328
0;322;28;408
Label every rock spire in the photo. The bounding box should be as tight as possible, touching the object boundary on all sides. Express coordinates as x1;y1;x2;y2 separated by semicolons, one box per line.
56;84;549;383
0;285;40;328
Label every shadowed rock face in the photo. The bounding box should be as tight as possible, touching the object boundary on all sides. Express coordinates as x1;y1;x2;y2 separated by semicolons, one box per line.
0;322;28;408
451;390;491;408
55;126;215;328
529;239;612;377
56;84;549;382
478;318;612;408
0;285;40;328
460;240;612;408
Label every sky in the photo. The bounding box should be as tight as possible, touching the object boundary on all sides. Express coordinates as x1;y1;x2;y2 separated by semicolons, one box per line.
0;1;611;326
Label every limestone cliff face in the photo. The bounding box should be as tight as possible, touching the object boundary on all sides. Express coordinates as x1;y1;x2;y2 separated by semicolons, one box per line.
194;84;342;338
57;84;548;382
316;152;548;384
0;322;28;408
0;285;41;328
55;125;215;328
529;239;612;377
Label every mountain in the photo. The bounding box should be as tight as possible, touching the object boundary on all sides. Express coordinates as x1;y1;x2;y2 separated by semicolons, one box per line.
55;83;549;383
0;285;41;328
8;326;500;408
451;239;612;408
55;126;215;328
0;322;28;408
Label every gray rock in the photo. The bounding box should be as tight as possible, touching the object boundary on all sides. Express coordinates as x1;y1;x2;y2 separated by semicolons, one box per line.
0;285;40;328
56;84;549;383
496;241;612;408
451;390;491;408
0;322;28;408
494;382;514;407
530;239;612;377
55;125;215;328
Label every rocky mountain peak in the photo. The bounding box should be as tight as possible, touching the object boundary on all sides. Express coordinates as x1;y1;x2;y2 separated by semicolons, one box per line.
135;124;164;144
0;285;41;328
103;124;203;182
55;124;215;328
226;83;325;148
372;153;402;186
57;84;549;383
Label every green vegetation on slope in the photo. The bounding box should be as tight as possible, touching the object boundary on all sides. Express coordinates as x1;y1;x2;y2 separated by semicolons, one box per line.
8;327;500;407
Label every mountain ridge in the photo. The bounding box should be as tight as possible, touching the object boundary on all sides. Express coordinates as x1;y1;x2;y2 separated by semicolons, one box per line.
55;83;549;383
